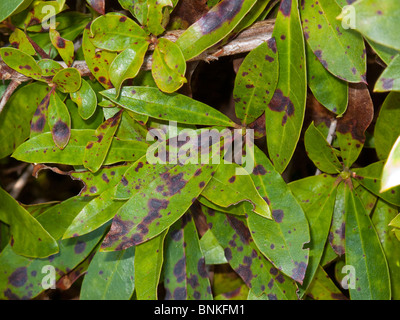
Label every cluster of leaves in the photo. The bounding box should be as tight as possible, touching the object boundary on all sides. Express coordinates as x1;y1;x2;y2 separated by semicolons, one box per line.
0;0;400;300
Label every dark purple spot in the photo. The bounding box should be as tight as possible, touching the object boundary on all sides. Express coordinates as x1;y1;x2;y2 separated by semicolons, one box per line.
174;258;186;283
265;55;274;62
56;37;66;48
291;261;307;283
74;241;86;254
380;78;394;90
8;267;27;287
272;209;284;223
173;287;187;300
228;176;236;183
252;164;266;175
102;173;109;183
280;0;292;17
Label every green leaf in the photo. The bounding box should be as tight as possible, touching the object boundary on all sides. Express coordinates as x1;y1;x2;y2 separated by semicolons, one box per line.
306;265;347;300
199;229;227;265
49;28;75;67
198;195;251;216
289;174;338;294
233;38;279;124
367;39;399;66
100;161;219;250
351;0;400;51
152;38;187;93
101;86;236;127
134;230;167;300
305;42;348;115
344;181;391;300
67;98;105;130
353;160;400;206
23;1;64;28
301;0;366;83
63;188;126;239
0;0;33;22
202;207;299;299
0;47;42;80
374;54;400;92
9;28;35;55
304;122;342;174
163;212;212;300
70;79;98;120
82;24;116;88
245;146;310;284
0;225;106;300
374;92;400;160
118;0;147;25
265;0;307;173
48;89;71;150
336;84;374;168
80;246;135;300
70;163;130;197
52;67;82;93
30;90;52;137
372;199;400;300
109;41;149;94
0;82;51;159
12;129;149;166
0;187;58;258
37;59;64;77
329;181;346;256
90;13;149;52
381;136;400;192
201;162;271;219
145;0;174;36
83;110;123;173
175;0;257;60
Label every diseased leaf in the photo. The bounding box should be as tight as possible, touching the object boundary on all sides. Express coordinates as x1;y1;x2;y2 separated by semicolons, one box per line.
233;38;279;124
374;92;400;160
30;90;52;137
49;28;75;67
164;212;212;300
63;188;126;239
109;41;149;94
344;181;391;300
353;160;400;206
306;265;347;300
265;0;307;173
83;110;123;173
0;82;51;158
37;59;64;77
0;47;42;80
12;129;148;166
381;136;400;193
329;181;346;256
306;42;348;115
101;160;219;250
336;83;374;168
201;162;271;219
48;89;71;150
246;146;310;284
351;0;400;51
301;0;366;83
86;0;105;15
145;0;174;36
175;0;257;60
152;38;187;93
70;163;131;197
101;86;236;127
9;28;35;55
70;79;98;120
82;23;116;88
52;67;81;93
304;122;342;174
0;187;58;259
289;174;338;294
374;54;400;92
135;230;167;300
90;13;149;52
202;207;299;299
80;246;135;300
372;200;400;300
